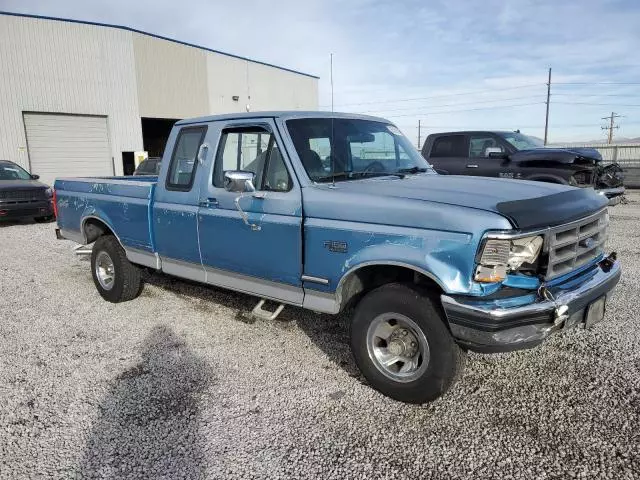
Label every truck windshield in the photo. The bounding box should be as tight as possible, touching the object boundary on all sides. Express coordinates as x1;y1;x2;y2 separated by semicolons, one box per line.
286;118;432;183
498;132;545;151
0;162;32;180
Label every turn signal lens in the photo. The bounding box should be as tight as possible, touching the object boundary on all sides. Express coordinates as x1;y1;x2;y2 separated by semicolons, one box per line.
479;239;510;266
475;264;507;283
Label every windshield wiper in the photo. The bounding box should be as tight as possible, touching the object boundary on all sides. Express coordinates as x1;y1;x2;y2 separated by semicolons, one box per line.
395;166;429;175
314;168;428;183
313;172;353;183
314;171;394;183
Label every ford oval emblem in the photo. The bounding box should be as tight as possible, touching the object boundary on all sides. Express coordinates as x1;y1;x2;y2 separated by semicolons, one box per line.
579;237;595;249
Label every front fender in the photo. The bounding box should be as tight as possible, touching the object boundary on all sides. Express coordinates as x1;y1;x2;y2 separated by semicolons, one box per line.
303;220;495;297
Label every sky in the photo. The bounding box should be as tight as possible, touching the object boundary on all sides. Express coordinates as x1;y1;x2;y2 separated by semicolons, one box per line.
2;0;640;144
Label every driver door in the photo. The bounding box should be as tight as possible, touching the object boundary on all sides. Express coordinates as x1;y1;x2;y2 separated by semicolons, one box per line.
196;120;304;304
467;134;512;178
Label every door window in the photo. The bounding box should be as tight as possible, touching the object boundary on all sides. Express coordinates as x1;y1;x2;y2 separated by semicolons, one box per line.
469;135;505;158
166;126;207;190
213;127;292;192
430;135;467;158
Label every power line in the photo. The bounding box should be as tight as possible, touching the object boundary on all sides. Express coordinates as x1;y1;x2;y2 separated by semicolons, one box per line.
395;121;640;130
554;93;640;98
371;102;545;119
554;82;640;86
554;101;640;107
353;95;543;114
319;83;543;108
322;82;640;109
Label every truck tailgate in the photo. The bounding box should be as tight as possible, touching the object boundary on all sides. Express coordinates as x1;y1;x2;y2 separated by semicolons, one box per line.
54;176;156;251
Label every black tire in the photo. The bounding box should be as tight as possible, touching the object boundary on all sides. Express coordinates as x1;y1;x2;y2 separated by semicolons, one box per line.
90;235;142;303
350;283;465;404
34;215;54;223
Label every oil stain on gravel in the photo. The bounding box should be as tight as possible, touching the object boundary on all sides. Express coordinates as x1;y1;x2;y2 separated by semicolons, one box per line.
77;326;214;479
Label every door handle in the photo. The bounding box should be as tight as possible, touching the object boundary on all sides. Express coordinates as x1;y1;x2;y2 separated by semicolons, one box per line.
199;198;218;207
467;164;479;168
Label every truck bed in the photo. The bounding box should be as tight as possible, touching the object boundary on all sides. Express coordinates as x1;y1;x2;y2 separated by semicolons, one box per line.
54;176;156;251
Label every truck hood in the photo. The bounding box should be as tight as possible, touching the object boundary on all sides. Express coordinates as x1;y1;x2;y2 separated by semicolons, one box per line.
323;174;607;229
0;179;49;191
511;147;602;165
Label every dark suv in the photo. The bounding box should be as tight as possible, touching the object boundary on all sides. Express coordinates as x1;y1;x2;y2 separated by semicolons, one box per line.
0;160;54;222
421;131;624;201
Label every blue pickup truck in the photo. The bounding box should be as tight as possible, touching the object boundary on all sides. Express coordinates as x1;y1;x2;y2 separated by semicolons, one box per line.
54;111;621;403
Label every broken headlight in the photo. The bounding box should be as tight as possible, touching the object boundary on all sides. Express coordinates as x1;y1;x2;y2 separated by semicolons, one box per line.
570;170;591;186
475;235;543;283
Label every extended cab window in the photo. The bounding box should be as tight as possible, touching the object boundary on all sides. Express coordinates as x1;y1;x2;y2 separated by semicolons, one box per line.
430;135;466;158
213;127;292;192
166;126;207;190
469;135;504;158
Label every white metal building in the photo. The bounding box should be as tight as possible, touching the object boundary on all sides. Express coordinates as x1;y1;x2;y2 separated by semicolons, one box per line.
0;11;319;185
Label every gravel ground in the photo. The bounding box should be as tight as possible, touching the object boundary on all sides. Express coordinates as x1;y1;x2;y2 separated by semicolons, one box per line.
1;193;639;480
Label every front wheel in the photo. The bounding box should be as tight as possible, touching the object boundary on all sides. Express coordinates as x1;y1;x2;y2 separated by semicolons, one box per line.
90;235;142;303
350;283;465;403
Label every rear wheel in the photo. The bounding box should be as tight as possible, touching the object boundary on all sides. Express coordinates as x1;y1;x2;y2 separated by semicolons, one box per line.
350;283;465;403
34;215;54;223
90;235;142;303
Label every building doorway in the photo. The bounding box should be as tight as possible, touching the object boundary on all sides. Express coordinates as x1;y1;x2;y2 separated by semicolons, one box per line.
141;118;180;159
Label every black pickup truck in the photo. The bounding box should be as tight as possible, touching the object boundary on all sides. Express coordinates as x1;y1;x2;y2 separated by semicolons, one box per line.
421;131;625;202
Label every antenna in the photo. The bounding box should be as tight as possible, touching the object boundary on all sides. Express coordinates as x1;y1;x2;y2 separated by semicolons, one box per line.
330;53;334;112
330;53;335;187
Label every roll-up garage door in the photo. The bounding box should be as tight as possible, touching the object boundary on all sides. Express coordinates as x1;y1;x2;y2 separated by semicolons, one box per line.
23;113;112;186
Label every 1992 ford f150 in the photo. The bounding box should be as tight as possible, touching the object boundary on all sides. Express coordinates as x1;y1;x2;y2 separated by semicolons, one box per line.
54;112;621;403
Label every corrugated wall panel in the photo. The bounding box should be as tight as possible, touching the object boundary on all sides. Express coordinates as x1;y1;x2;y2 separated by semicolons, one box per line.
133;33;209;119
205;54;318;114
0;15;142;176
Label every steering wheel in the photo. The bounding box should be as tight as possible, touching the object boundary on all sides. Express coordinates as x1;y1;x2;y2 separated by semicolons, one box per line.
362;161;386;175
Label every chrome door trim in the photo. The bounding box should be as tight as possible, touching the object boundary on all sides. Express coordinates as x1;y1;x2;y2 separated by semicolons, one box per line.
162;256;206;283
203;266;303;305
125;247;161;269
302;289;339;314
125;250;336;311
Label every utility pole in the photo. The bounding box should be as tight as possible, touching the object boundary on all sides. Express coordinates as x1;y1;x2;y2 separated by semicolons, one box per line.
543;67;551;146
417;120;421;149
601;112;621;144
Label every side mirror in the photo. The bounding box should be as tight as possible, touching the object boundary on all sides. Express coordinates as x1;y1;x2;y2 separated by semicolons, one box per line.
31;174;40;180
487;148;509;160
224;170;256;193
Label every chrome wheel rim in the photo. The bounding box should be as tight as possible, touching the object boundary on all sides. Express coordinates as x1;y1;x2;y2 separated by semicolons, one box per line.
366;312;430;383
95;251;115;291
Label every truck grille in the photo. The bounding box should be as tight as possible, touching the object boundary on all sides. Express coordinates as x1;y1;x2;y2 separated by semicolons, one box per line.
545;209;608;279
0;188;47;203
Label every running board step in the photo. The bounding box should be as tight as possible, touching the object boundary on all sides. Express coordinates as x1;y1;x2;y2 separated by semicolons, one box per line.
251;299;285;321
74;244;93;256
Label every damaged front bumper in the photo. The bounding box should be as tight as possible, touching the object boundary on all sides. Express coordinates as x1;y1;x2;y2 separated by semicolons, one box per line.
597;186;625;205
441;254;621;353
